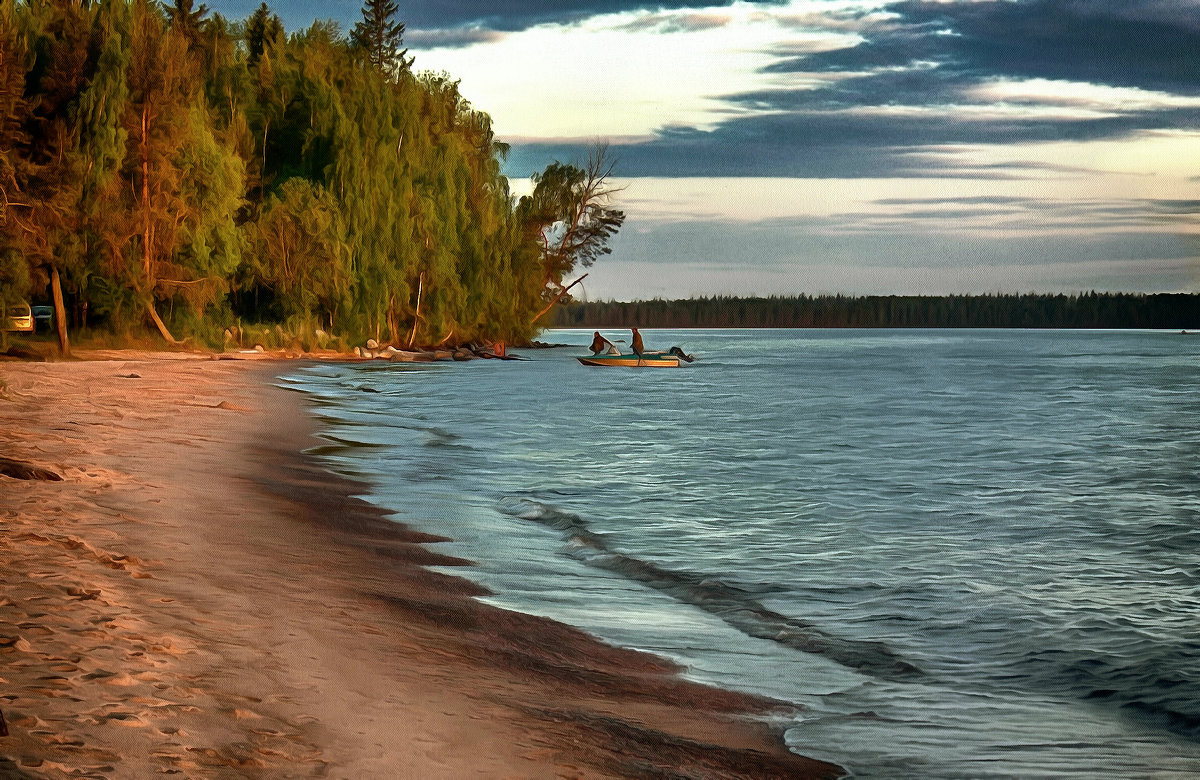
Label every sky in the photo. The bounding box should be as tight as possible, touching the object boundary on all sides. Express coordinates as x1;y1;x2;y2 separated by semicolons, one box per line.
208;0;1200;300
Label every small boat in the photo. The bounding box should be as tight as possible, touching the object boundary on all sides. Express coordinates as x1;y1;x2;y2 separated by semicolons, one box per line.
577;345;694;367
577;352;680;367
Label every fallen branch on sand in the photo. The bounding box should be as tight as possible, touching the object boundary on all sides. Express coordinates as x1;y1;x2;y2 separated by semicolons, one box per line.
0;456;63;481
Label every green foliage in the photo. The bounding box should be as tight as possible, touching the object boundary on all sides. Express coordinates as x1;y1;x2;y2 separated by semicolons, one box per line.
167;102;246;311
248;177;348;324
87;274;142;335
0;248;30;310
0;0;618;349
0;0;31;241
4;0;96;325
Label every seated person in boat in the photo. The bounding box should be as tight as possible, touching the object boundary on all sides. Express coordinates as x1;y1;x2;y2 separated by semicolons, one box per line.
591;331;620;355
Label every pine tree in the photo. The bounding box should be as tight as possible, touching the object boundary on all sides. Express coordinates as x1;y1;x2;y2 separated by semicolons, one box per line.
351;0;412;80
244;2;282;67
3;0;100;355
0;0;31;257
167;0;208;52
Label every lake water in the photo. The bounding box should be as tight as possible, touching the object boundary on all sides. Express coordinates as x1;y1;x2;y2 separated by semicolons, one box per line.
283;329;1200;778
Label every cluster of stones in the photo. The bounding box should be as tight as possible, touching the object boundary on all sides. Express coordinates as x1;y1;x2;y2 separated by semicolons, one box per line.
353;339;512;362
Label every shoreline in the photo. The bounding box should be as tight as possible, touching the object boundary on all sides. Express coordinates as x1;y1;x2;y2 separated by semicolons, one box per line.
0;354;843;778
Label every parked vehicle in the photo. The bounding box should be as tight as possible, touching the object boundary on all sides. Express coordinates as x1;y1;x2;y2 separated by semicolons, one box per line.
32;305;54;331
3;302;34;333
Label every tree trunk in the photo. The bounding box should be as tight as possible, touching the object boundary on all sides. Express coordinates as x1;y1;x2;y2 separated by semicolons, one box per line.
146;299;178;344
141;103;152;284
261;119;269;201
407;273;424;348
532;273;588;324
387;291;399;346
51;264;70;357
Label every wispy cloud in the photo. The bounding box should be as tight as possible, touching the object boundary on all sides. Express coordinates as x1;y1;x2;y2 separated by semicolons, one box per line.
582;225;1198;298
492;0;1200;178
406;27;509;48
416;6;808;138
617;11;736;33
404;0;786;33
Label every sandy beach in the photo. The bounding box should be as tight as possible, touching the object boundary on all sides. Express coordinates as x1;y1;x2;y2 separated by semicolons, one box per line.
0;354;842;779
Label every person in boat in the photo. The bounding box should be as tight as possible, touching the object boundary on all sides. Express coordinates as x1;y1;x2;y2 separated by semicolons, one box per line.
631;328;644;356
590;331;620;355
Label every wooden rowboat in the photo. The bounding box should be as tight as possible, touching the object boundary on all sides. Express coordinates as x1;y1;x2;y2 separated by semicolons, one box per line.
576;352;681;367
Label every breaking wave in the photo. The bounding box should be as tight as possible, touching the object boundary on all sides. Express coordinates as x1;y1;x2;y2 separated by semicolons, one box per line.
499;497;921;680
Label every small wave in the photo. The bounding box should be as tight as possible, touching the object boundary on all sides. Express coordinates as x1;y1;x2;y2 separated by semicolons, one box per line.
311;433;387;450
399;424;471;449
1019;647;1200;740
1121;699;1200;739
499;497;921;680
423;425;460;442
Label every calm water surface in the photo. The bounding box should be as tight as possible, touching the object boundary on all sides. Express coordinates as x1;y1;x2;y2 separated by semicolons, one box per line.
284;329;1200;778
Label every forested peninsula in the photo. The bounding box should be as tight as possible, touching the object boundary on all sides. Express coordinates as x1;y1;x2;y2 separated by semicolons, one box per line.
553;293;1200;330
0;0;623;354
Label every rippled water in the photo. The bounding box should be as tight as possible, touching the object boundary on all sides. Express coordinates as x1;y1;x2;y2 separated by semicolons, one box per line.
284;329;1200;778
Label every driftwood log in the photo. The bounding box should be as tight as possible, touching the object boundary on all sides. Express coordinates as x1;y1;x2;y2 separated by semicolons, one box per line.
355;344;527;362
2;346;46;362
0;457;63;481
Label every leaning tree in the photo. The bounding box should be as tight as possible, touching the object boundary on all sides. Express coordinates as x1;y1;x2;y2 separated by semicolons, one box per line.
519;143;626;321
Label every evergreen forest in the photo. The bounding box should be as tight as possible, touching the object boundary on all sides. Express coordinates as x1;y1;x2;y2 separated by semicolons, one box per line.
553;293;1200;330
0;0;624;353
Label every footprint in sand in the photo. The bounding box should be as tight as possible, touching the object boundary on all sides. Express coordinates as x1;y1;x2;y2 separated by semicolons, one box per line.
105;711;150;727
101;673;142;688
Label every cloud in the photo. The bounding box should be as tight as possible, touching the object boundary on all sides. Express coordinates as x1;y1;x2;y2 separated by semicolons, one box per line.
506;109;1200;180
406;27;509;48
402;0;784;33
205;0;787;37
504;133;923;179
768;0;1200;104
662;1;1200;176
489;1;1200;179
1148;199;1200;215
892;0;1200;93
616;11;735;34
966;79;1200;113
842;196;1200;236
768;0;1200;90
581;221;1199;299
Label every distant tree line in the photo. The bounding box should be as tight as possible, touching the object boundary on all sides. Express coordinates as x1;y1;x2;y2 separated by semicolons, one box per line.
0;0;623;353
553;293;1200;330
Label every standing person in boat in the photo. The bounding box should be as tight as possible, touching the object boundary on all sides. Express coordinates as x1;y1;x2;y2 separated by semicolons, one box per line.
590;331;620;355
631;328;645;356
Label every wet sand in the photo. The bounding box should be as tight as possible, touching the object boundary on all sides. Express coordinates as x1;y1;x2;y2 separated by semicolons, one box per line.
0;354;843;778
